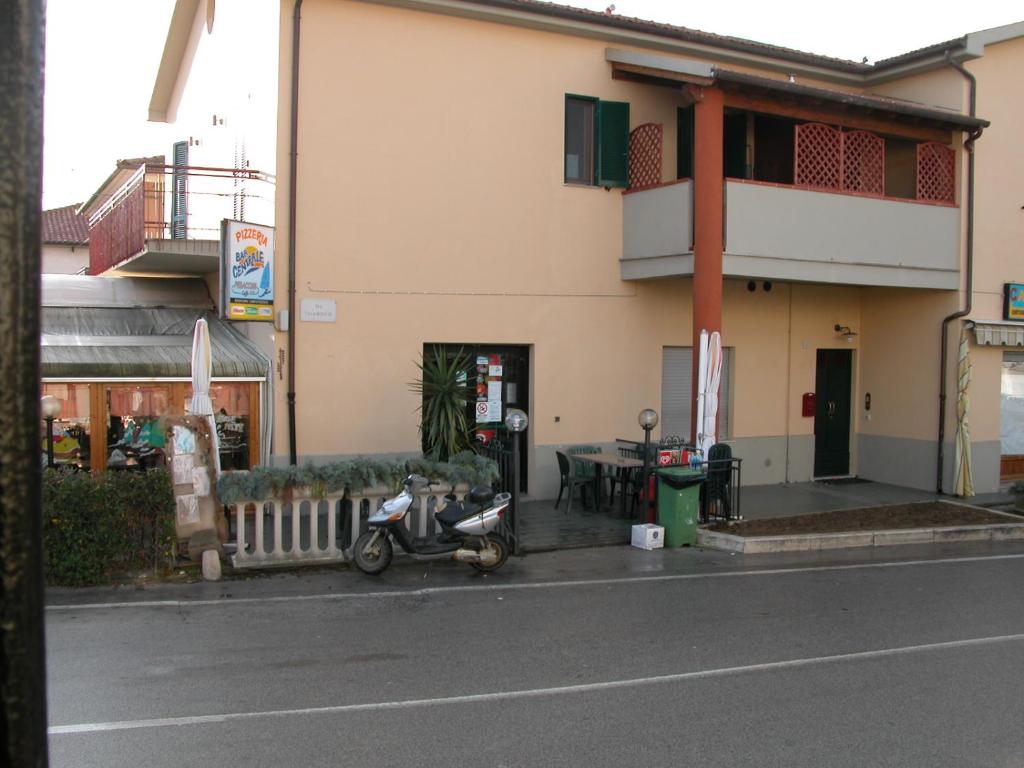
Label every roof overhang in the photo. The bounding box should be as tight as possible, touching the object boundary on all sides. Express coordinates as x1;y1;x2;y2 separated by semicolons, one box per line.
606;48;988;136
363;1;1022;87
148;0;214;123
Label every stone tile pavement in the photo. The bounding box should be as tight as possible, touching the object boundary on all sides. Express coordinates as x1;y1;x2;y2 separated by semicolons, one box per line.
515;480;1017;552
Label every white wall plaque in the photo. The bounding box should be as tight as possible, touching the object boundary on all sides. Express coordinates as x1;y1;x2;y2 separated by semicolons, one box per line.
300;298;337;322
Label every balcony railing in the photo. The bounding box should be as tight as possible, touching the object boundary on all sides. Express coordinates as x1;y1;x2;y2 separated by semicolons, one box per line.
87;163;275;276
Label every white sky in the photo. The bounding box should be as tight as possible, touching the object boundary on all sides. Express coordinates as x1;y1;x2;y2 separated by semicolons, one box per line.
42;0;1021;209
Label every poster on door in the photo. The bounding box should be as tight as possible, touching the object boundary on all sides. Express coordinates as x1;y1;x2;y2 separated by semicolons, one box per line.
475;353;502;425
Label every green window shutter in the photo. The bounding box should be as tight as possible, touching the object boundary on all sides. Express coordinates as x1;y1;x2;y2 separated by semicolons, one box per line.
596;100;629;188
171;140;189;239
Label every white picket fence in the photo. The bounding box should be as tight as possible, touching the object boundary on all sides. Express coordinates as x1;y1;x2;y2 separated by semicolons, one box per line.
227;485;467;569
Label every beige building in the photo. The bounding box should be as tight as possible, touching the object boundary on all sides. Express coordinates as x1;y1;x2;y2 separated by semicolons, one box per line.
150;1;1023;499
41;204;89;274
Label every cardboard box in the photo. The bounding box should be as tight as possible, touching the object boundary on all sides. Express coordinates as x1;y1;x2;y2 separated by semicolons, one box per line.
632;523;665;550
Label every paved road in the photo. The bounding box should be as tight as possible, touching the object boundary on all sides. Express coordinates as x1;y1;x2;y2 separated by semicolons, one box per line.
46;542;1024;767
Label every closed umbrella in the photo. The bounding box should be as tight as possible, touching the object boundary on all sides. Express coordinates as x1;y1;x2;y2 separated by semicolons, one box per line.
953;327;974;497
190;318;221;476
699;331;723;458
695;329;708;451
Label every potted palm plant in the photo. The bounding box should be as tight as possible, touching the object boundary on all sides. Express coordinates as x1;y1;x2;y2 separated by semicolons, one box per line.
409;345;473;462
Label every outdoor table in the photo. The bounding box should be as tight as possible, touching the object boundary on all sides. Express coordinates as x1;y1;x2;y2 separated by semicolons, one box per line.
572;452;644;518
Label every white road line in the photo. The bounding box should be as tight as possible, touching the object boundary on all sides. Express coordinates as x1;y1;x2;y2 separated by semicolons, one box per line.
49;632;1024;736
45;552;1024;611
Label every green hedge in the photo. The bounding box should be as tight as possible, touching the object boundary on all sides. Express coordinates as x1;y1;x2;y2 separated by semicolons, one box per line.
43;468;177;586
215;451;500;504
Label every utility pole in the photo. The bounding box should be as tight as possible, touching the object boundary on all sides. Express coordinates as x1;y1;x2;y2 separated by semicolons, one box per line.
0;1;49;766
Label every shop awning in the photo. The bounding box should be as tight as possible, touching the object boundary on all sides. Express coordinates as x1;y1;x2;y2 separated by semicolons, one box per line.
972;321;1024;348
40;275;270;379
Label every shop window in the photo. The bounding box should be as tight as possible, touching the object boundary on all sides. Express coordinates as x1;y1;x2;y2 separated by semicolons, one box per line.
564;95;630;187
187;382;253;470
105;384;172;470
661;347;733;442
40;382;92;470
1001;353;1024;480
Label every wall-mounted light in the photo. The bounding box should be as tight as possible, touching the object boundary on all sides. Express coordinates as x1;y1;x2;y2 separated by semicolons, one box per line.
834;324;858;343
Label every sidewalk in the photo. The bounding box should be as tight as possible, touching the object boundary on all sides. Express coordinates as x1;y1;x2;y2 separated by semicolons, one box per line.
515;480;1017;551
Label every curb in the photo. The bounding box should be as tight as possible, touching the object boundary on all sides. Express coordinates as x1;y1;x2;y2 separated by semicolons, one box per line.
697;506;1024;554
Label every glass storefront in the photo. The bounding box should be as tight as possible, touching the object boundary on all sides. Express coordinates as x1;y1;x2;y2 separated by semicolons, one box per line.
40;382;92;470
39;380;260;473
1001;353;1024;480
423;343;530;491
106;384;172;470
186;382;253;471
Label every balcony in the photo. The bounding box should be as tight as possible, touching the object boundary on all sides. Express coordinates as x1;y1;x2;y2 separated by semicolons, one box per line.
621;179;693;280
722;180;959;289
621;117;962;289
87;163;274;276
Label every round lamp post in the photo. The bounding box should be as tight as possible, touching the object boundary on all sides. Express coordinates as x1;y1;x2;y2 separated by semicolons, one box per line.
504;408;528;554
638;408;659;522
41;395;63;469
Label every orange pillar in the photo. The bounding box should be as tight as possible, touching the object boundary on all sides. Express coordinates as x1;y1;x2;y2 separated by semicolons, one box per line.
691;87;725;444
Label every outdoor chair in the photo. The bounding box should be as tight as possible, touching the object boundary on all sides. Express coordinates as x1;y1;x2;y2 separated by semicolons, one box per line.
703;442;733;520
555;451;592;515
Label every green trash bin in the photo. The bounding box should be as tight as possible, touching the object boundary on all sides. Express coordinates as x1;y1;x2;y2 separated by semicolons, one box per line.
656;467;704;547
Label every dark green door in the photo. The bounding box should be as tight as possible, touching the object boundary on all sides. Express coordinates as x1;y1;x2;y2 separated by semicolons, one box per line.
814;349;852;477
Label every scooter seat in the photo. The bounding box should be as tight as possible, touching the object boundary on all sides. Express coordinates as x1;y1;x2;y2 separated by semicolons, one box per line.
435;500;483;528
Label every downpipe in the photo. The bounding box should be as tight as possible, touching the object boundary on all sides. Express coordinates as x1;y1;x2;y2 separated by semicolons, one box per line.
936;56;982;493
286;0;303;465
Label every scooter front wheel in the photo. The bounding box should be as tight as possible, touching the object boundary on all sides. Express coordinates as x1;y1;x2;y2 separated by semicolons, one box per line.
470;534;509;573
353;530;393;575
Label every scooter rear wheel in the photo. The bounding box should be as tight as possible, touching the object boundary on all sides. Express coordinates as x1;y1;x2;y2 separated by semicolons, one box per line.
470;534;509;573
353;530;393;575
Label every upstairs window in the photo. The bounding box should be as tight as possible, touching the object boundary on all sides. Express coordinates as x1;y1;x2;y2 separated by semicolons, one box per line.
564;95;630;188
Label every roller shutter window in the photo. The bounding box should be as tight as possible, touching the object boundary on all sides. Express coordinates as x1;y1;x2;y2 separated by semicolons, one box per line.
661;346;732;441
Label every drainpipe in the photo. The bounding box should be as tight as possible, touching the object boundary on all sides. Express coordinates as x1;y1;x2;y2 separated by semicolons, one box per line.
936;56;982;493
287;0;303;465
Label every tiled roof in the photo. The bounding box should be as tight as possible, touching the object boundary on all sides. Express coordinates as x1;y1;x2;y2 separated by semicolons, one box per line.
463;0;872;72
42;204;89;245
460;1;988;74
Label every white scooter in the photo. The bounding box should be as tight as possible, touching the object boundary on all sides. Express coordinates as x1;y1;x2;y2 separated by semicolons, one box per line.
351;474;512;575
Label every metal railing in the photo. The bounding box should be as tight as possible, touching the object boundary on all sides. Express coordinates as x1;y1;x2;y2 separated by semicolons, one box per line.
697;457;742;523
474;439;519;551
615;438;743;523
87;163;275;275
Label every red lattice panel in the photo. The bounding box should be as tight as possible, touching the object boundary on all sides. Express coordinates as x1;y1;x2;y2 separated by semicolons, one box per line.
841;130;885;195
917;142;955;203
629;122;663;190
795;123;841;190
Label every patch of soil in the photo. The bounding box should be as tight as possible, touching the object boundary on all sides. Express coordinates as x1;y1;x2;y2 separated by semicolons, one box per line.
708;501;1021;537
